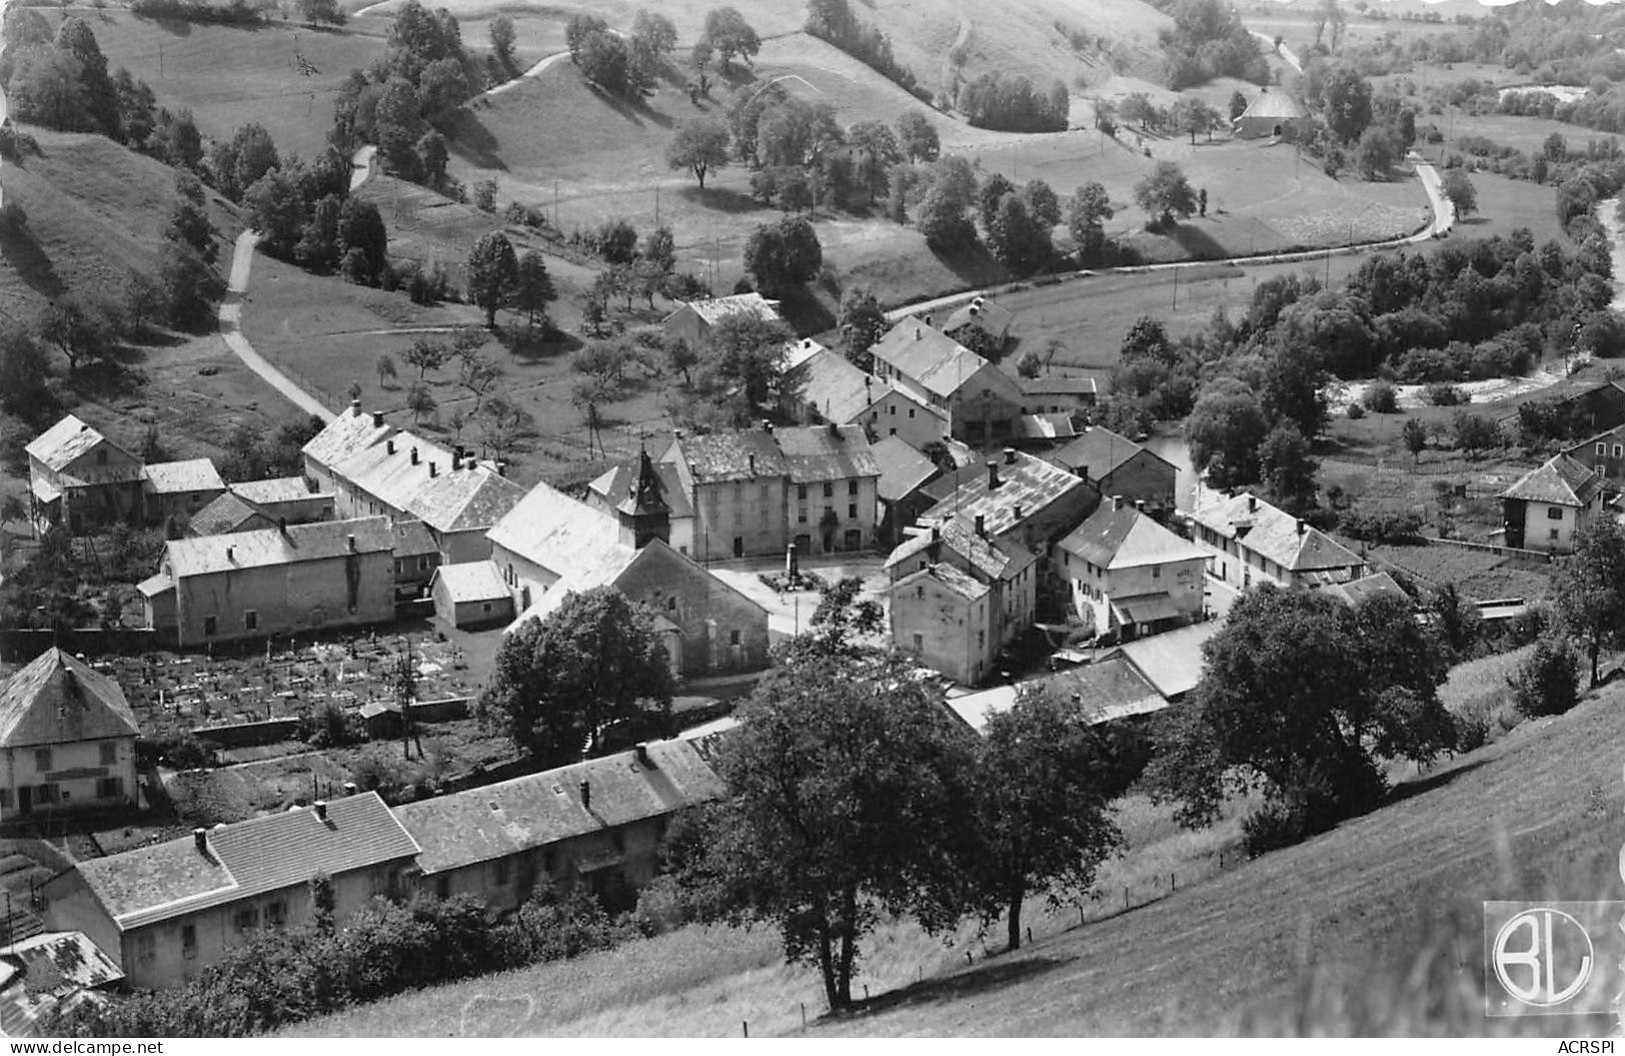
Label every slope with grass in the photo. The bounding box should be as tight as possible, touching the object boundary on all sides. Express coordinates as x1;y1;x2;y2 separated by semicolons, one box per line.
90;12;389;158
287;674;1625;1037
0;125;237;323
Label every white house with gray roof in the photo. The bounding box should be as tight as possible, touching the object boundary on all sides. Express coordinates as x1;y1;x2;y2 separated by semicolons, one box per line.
0;649;140;821
1500;453;1605;553
1189;491;1364;590
1056;496;1210;640
25;415;144;534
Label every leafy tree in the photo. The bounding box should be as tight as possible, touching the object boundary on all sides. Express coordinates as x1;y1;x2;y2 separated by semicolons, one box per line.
1132;162;1197;226
1260;343;1327;438
972;686;1124;950
300;0;346;25
1170;96;1217;143
896;109;940;162
1016;348;1042;379
631;10;679;57
166;173;219;265
1511;637;1581;718
977;173;1016;234
120;270;164;338
1228;90;1248;120
846;120;901;202
158;243;222;328
513;251;557;333
244;169;308;257
1149;587;1452;845
1357;126;1396;180
376;353;398;388
1441;169;1477;218
1554;517;1625;686
210;123;280;202
112;68;156;148
986;192;1051;275
703;7;761;72
1259;422;1317;515
54;17;118;136
1323;66;1372;143
1066;181;1114;263
473;177;499;214
480;587;674;766
1402;417;1428;463
565;13;608;63
578;30;635;96
681;650;974;1010
338;199;388;283
915;186;977;252
406;380;437;423
666;117;731;190
7;50;92;132
488;15;518;76
1313;0;1345;50
0;322;52;419
837;286;886;370
467;231;520;326
151;107;204;171
743;216;822;297
698;311;796;420
457;353;503;415
1023;178;1061;228
402;337;450;380
1185;377;1267;488
417;130;449;190
1362;379;1398;413
790;576;883;658
37;297;115;376
296;193;345;271
1452;410;1497;456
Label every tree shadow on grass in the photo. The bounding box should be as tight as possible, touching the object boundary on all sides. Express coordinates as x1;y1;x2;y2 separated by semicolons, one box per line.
0;223;64;301
1385;758;1489;806
927;241;1008;289
674;184;761;215
831;954;1075;1024
445;110;506;171
1167;221;1228;261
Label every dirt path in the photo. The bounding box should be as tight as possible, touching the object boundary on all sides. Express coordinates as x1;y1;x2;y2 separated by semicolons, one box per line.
219;230;335;423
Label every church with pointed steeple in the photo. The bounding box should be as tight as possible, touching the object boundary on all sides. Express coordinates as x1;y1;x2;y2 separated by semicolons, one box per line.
584;450;695;556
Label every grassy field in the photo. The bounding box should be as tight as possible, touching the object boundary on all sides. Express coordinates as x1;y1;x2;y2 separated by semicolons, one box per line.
289;675;1625;1036
90;11;390;159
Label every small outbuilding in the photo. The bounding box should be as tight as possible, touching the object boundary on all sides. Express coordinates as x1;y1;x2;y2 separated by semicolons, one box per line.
430;561;515;629
1233;89;1307;140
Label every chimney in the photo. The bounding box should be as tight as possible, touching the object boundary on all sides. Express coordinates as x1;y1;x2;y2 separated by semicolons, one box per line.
278;517;287;534
1112;494;1123;511
193;828;208;853
226;545;235;561
386;439;396;455
429;462;437;478
314;800;327;821
350;398;362;415
914;327;922;340
1297;518;1307;536
371;411;384;428
410;447;419;466
1135;499;1146;514
968;305;980;317
761;419;773;434
579;779;592;810
497;461;508;478
347;534;356;552
635;743;653;769
1013;503;1023;522
1247;495;1258;514
1076;464;1090;483
343;781;358;797
987;462;1000;490
828;421;840;439
748;454;756;476
1003;447;1017;465
923;313;933;326
451;452;461;471
974;514;986;538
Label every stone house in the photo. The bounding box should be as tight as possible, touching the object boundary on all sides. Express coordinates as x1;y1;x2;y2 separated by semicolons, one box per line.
25;416;145;535
889;561;997;685
1019;375;1098;416
661;293;782;349
917;447;1098;559
1500;454;1605;553
390;520;441;601
227;478;335;526
138;517;396;647
787;347;948;451
140;460;226;526
869;320;1028;447
1232;88;1307;139
871;435;941;545
1055;496;1209;641
1050;427;1176;518
429;562;514;630
1190;492;1365;590
777;424;880;555
186;493;277;538
394;735;725;915
0;650;140;821
41;793;418;990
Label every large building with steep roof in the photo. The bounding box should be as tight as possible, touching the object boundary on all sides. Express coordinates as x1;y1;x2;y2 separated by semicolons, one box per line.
1233;88;1308;139
585;450;696;556
0;649;139;821
139;517;396;646
1056;495;1209;640
42;793;419;990
301;402;524;563
917;447;1098;557
394;735;726;914
869;319;1027;446
1050;426;1176;517
1500;453;1606;553
25;415;145;534
1190;491;1365;590
786;347;948;450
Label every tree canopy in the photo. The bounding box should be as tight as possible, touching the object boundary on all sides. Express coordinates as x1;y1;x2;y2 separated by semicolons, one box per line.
466;231;519;326
1132;162;1197;226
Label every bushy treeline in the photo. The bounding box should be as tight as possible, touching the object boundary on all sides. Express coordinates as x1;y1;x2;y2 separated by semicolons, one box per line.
956;72;1069;133
1155;0;1268;90
804;0;923;102
129;0;269;25
51;886;648;1038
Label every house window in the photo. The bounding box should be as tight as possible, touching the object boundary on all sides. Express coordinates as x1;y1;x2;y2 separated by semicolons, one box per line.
917;586;925;600
798;507;808;523
495;859;510;886
978;630;985;651
1152;565;1161;579
667;596;677;611
797;484;807;500
822;483;833;498
265;900;287;927
96;449;108;466
33;749;51;773
908;408;916;419
436;876;451;899
37;784;58;804
1598;442;1607;455
234;907;259;933
912;633;923;653
848;481;858;496
848;504;858;519
419;557;429;571
182;924;197;958
0;790;10;809
133;933;156;964
1548;506;1565;520
96;777;124;799
1550;527;1560;541
889;405;896;416
244;609;258;632
730;629;741;646
203;615;218;637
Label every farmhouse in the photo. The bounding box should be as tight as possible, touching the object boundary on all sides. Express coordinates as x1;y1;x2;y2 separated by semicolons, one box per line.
42;794;419;990
869;320;1028;447
917;447;1097;558
1232;88;1307;139
0;649;140;821
394;735;725;915
1055;496;1209;641
25;415;144;534
302;402;525;563
786;347;948;450
139;517;396;647
871;435;941;544
489;478;769;679
1050;427;1176;517
140;459;226;526
1500;453;1605;553
1019;375;1098;415
1189;492;1365;590
661;293;782;348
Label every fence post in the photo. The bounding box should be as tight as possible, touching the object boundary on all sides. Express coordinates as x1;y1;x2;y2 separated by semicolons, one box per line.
742;1020;748;1038
801;1003;807;1032
1123;886;1129;911
1171;872;1176;891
